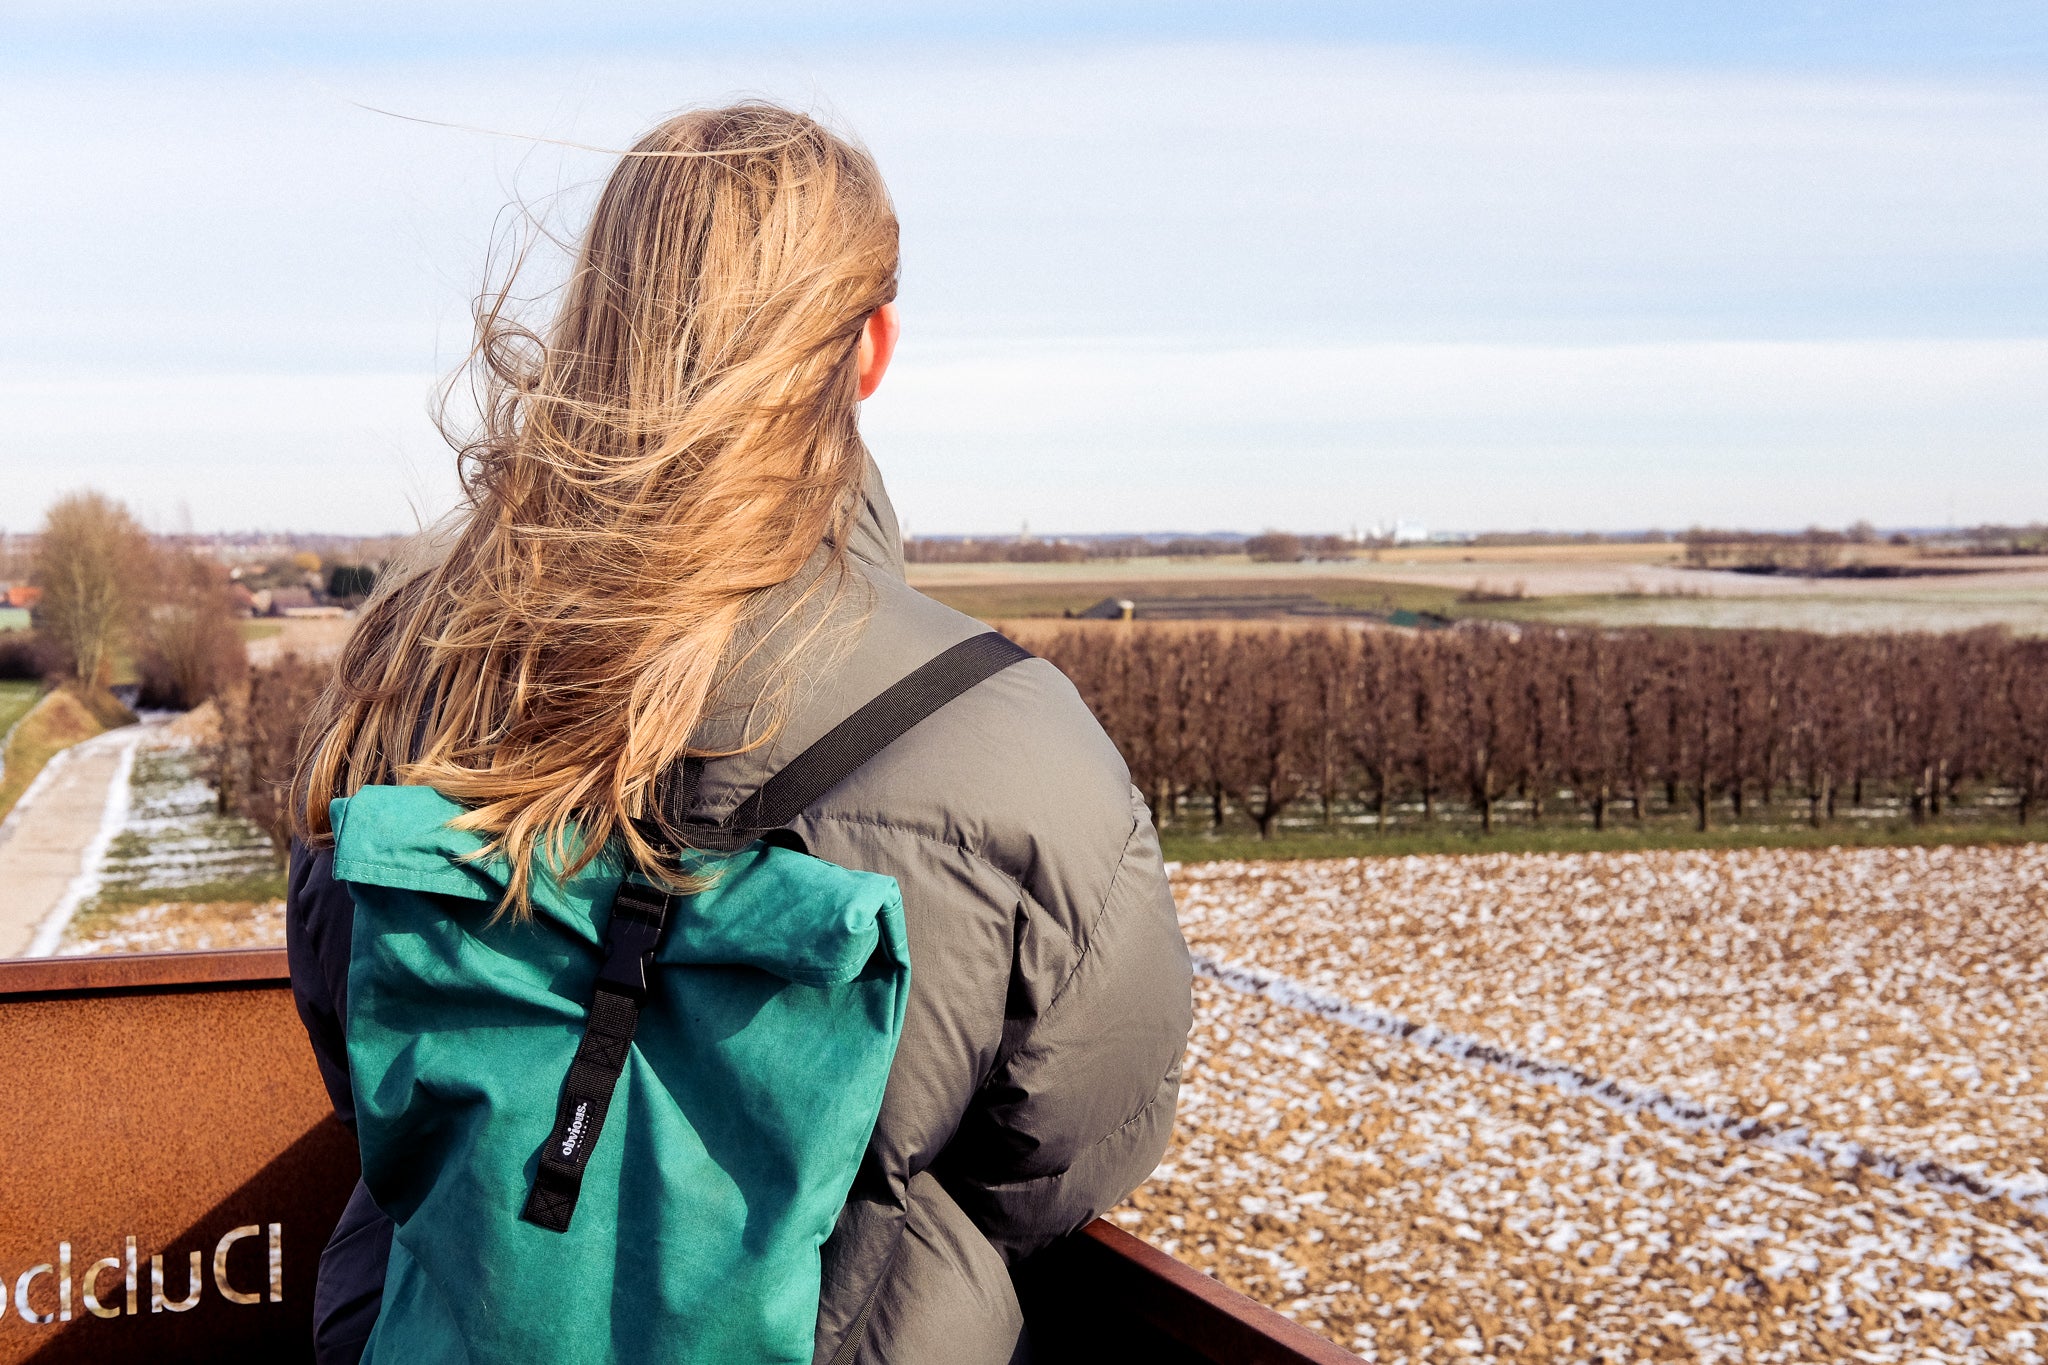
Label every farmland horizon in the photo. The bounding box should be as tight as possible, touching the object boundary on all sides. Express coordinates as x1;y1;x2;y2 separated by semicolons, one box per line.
5;516;2036;544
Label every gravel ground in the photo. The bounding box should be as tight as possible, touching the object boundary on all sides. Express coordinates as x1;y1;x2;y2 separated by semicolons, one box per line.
1122;977;2048;1363
1171;846;2048;1190
58;897;284;953
1129;845;2048;1362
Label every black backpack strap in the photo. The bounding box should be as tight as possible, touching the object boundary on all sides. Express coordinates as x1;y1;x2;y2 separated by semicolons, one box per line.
521;876;672;1231
520;875;671;1236
721;631;1034;833
522;631;1031;1232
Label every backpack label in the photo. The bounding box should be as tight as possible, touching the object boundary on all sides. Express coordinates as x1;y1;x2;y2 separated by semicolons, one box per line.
560;1102;591;1162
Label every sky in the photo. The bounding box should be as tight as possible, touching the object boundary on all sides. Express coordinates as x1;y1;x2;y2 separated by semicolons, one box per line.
1;2;2044;536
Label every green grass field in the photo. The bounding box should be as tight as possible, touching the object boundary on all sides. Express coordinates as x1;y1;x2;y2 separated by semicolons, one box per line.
76;869;287;915
0;680;41;739
917;575;1472;621
1160;815;2043;865
0;687;112;825
913;572;1838;630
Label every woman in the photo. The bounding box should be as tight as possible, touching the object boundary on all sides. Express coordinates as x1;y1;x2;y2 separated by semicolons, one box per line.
285;103;1192;1364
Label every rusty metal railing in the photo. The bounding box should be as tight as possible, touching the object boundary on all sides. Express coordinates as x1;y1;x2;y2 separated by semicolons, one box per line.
0;950;1352;1365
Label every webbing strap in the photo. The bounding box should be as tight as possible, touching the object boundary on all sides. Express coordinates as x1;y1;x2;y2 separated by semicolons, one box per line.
522;632;1032;1233
722;632;1034;833
521;878;670;1232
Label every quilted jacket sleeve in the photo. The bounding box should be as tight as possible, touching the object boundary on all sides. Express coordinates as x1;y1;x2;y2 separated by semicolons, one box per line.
935;791;1193;1264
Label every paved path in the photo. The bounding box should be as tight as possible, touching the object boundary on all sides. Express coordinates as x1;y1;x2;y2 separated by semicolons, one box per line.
0;726;142;957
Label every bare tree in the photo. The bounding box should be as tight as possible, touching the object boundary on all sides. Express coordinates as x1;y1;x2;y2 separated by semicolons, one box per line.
31;491;152;689
1451;636;1508;833
139;550;249;708
1345;633;1403;832
2005;640;2048;825
1229;634;1314;839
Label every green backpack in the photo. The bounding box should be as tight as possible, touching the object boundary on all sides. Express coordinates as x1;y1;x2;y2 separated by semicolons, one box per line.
333;634;1030;1365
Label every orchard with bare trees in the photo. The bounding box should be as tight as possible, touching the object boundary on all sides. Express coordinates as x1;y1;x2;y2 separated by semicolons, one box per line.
1024;624;2048;836
210;653;327;856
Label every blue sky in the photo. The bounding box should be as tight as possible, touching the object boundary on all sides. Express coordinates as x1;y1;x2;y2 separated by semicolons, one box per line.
2;2;2043;534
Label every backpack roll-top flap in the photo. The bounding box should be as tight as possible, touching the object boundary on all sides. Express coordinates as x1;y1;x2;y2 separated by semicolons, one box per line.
332;787;902;986
331;786;624;930
665;840;904;987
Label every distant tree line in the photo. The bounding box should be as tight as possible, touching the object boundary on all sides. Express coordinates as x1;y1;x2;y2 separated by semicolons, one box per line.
904;535;1255;564
1948;524;2048;557
902;525;1938;566
1240;532;1354;563
903;537;1092;564
1679;526;1879;575
1026;624;2048;836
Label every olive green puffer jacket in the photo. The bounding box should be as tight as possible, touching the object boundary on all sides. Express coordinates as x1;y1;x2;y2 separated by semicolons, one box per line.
288;455;1193;1365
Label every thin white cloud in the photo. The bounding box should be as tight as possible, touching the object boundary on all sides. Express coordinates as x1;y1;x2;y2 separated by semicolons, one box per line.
1;42;2043;531
866;337;2048;533
7;338;2035;534
0;373;457;533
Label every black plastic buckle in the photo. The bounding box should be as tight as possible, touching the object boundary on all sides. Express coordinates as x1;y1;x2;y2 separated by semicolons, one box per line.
595;881;670;1001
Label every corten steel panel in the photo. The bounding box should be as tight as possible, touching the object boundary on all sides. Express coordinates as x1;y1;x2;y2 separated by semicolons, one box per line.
0;950;357;1365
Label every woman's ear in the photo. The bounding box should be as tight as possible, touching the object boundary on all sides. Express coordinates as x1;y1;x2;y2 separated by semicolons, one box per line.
856;302;901;400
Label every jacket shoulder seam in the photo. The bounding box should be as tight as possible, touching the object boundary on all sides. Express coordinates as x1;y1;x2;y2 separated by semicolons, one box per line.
1037;808;1144;1019
799;810;1061;939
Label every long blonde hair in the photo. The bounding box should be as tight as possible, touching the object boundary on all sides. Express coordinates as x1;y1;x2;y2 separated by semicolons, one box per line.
295;103;900;907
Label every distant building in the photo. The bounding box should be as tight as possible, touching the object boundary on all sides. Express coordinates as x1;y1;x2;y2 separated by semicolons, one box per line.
1071;594;1358;621
264;586;317;616
2;584;42;609
1067;595;1449;628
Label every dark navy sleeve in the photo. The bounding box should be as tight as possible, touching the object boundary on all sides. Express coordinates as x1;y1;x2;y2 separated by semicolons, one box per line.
287;838;359;1129
288;838;391;1365
314;1179;393;1365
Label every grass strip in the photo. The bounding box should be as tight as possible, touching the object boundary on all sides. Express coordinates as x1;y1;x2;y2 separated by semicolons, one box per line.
0;687;114;827
1160;818;2044;865
84;869;288;910
916;575;1473;621
0;680;41;739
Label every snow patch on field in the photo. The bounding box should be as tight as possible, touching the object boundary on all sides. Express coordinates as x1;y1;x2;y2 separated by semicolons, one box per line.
1195;950;2048;1217
1131;845;2048;1363
57;726;283;954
